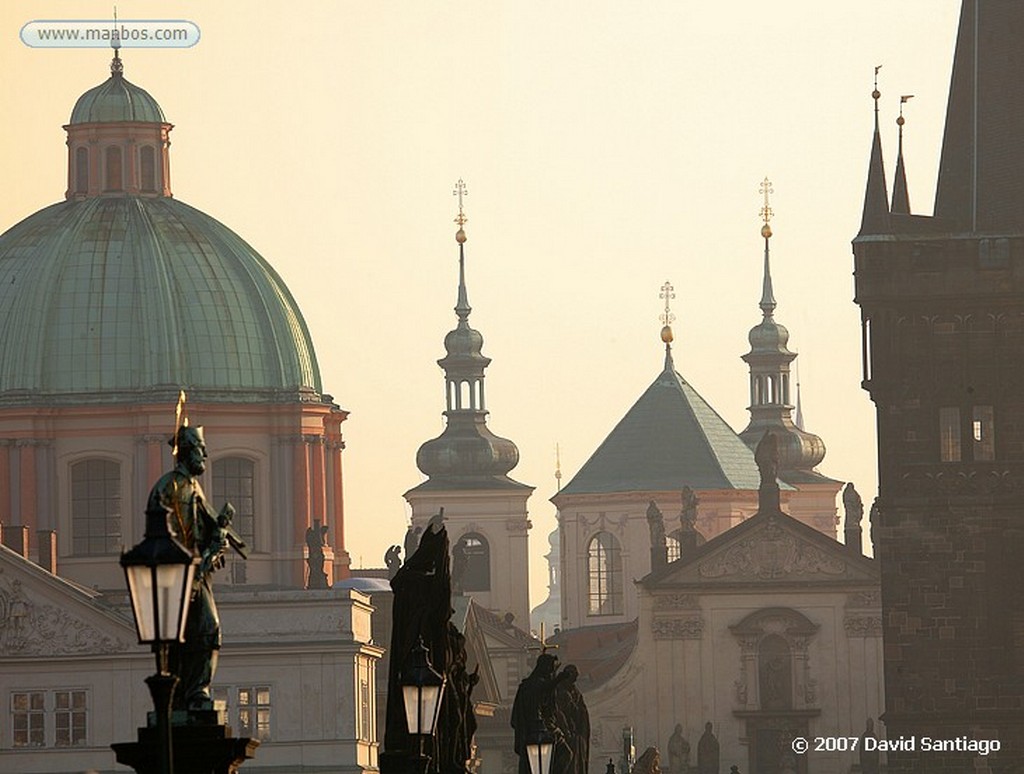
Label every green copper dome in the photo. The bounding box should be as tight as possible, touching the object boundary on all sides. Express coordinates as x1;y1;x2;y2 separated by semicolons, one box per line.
0;197;322;401
69;70;166;124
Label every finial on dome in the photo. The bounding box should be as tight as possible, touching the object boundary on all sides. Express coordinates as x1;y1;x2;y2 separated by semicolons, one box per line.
110;7;124;77
555;443;563;491
453;178;468;243
758;178;777;317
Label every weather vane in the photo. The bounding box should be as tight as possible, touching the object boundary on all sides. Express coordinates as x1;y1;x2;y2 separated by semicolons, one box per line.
659;281;675;327
898;94;914;125
453;179;468;228
873;64;882;107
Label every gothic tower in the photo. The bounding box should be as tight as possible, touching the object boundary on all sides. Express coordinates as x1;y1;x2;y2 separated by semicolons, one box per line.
404;183;533;627
852;2;1024;769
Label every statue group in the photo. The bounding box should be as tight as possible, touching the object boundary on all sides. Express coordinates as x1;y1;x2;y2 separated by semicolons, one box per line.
382;513;479;774
511;651;591;774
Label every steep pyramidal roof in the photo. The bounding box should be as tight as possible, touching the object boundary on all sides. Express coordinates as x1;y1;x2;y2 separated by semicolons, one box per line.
934;0;1024;233
559;351;766;495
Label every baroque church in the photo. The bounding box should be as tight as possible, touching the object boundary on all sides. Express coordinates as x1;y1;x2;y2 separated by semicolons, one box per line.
0;51;383;773
547;210;882;774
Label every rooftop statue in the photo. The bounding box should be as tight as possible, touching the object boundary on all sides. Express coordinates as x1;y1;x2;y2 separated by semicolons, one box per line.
146;423;246;711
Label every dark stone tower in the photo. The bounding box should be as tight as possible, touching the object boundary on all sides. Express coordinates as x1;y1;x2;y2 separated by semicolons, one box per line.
852;2;1024;770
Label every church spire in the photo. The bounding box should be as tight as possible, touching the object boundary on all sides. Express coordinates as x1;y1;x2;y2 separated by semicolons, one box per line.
859;66;891;236
759;177;776;317
891;95;913;215
414;181;523;485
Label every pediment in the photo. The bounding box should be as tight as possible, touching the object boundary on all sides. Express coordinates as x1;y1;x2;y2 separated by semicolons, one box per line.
646;513;879;588
0;545;135;658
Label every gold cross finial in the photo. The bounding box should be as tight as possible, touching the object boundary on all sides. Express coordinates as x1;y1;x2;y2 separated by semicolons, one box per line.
759;177;774;226
659;281;676;327
453;179;468;228
555;444;562;488
529;621;559;655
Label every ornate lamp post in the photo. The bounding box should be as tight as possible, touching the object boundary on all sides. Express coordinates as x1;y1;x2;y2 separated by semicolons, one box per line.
524;713;555;774
400;638;446;774
120;503;198;774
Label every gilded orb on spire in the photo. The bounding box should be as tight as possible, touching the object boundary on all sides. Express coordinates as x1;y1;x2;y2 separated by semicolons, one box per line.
659;280;675;343
453;178;468;243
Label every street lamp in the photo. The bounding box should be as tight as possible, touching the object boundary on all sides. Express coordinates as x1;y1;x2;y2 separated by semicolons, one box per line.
400;637;446;773
524;712;555;774
121;503;198;774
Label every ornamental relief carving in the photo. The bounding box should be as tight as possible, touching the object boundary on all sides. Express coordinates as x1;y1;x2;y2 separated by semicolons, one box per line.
0;577;131;656
898;468;1019;498
847;590;880;608
653;593;698;610
844;615;883;638
651;615;704;640
698;521;846;580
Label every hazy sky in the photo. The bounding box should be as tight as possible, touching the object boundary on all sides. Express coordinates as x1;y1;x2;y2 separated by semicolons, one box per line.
1;1;962;610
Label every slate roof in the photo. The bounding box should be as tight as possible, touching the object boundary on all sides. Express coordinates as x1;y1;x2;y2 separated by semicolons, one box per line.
559;352;769;495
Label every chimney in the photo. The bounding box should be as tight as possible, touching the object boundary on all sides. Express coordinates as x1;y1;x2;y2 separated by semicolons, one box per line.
37;529;57;574
2;524;30;558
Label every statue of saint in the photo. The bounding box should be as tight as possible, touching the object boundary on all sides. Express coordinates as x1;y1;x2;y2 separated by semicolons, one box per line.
383;545;402;579
696;722;719;774
305;519;329;589
555;664;590;774
147;424;239;711
667;723;690;774
859;718;880;774
646;501;668;569
843;483;864;527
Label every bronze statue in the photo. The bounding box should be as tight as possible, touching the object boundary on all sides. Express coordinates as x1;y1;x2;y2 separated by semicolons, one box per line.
384;545;402;579
696;722;719;774
305;519;329;589
382;513;477;774
667;723;690;774
511;652;590;774
631;747;661;774
147;424;241;711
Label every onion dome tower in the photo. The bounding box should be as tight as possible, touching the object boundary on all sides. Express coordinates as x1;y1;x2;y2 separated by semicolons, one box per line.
738;179;842;536
0;49;349;590
405;181;533;626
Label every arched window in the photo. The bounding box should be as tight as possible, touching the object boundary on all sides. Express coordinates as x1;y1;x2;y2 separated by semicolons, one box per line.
666;534;681;563
211;457;256;549
104;146;123;191
758;634;793;710
587;532;623;616
70;459;121;555
454;532;490;592
139;146;156;192
75;147;89;194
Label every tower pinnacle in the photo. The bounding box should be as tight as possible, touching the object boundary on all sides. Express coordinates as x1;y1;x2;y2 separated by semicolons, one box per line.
758;177;776;317
859;66;891;235
891;95;914;214
452;179;470;321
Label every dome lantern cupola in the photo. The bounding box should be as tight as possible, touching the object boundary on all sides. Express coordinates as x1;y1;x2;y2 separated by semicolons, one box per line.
64;50;173;200
414;182;523;485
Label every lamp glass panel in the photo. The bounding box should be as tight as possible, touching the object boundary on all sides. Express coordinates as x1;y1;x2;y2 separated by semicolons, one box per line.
126;564;157;642
527;741;553;774
402;685;423;735
175;563;196;642
156;563;189;641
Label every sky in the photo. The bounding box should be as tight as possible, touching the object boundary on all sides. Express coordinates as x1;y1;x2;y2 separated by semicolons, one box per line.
0;1;963;611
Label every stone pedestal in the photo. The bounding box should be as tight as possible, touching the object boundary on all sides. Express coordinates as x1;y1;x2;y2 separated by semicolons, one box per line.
112;710;259;774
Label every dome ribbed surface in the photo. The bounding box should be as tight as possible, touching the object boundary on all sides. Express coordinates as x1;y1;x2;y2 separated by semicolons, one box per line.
0;197;321;400
70;75;166;124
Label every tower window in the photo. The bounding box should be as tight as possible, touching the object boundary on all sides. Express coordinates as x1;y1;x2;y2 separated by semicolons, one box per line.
212;457;256;549
972;405;995;461
139;146;156;192
104;146;122;191
454;532;490;591
587;531;623;616
74;147;88;194
70;459;122;555
939;407;962;462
